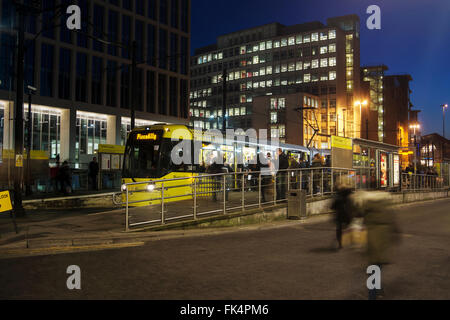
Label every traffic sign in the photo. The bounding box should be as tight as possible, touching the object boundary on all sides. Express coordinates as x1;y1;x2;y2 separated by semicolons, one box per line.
0;190;13;213
15;154;23;167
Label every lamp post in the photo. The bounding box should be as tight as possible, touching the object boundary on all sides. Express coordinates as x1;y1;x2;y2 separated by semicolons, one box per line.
442;104;448;138
410;123;421;174
26;85;37;196
354;100;368;139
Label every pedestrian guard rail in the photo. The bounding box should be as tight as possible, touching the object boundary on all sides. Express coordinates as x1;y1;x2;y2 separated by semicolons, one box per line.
120;167;450;231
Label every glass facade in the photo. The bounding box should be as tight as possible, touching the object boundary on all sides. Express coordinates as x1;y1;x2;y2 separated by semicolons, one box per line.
75;112;107;160
26;107;61;159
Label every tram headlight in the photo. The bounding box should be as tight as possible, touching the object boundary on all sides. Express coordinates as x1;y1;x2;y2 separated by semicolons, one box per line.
121;184;127;191
146;184;156;192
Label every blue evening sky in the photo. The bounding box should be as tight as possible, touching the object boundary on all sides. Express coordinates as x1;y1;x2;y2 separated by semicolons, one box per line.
191;0;450;138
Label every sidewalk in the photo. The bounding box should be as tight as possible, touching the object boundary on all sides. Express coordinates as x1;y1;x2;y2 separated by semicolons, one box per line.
0;203;322;259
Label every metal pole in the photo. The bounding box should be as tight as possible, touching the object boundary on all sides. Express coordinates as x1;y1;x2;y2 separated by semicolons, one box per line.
131;41;137;130
161;182;165;224
273;174;277;204
258;173;262;207
310;170;313;197
241;173;245;210
300;170;302;191
287;170;290;192
222;68;227;131
321;169;324;195
25;91;32;195
331;168;334;194
125;187;129;231
193;177;197;220
223;175;226;214
13;4;26;217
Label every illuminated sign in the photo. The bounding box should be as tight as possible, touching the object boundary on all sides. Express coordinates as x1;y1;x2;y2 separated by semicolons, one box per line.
393;154;400;186
137;133;158;141
331;136;353;150
380;153;388;188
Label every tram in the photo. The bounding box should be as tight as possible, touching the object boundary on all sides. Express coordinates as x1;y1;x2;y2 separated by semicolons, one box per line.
121;124;315;206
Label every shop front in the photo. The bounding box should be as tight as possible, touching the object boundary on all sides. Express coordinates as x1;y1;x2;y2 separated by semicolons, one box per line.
352;138;400;190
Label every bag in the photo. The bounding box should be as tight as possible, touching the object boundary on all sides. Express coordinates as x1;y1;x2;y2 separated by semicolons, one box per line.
342;218;367;248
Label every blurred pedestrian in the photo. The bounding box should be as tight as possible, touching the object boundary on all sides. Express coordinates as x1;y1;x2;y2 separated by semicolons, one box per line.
207;154;223;202
331;176;356;250
276;148;289;200
59;161;72;195
354;191;401;300
89;157;100;191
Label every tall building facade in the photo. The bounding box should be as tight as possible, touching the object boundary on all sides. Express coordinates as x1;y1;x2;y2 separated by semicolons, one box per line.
190;15;362;148
0;0;191;167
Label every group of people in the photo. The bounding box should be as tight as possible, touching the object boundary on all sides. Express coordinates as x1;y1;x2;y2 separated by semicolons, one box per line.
49;156;100;194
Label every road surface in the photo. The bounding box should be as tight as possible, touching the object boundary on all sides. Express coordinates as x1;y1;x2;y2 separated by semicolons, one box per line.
0;198;449;300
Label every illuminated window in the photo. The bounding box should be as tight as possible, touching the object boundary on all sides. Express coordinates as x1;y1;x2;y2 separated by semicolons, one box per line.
320;73;328;81
320;58;328;68
240;46;246;54
304;34;310;43
259;42;266;51
253;55;259;64
304;61;311;69
281;38;287;47
320;46;328;54
266;40;272;49
329;71;336;80
320;32;328;41
274;40;280;48
304;74;311;83
329;43;336;53
312;59;319;69
271;112;277;124
281;64;287;72
288;37;295;45
329;29;336;39
296;35;302;44
267;66;272;74
329;57;336;67
311;33;319;42
266;79;272;87
275;65;280;73
288;62;295;72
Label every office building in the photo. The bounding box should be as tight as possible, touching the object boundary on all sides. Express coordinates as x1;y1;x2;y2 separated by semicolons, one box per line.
190;14;362;148
0;0;191;170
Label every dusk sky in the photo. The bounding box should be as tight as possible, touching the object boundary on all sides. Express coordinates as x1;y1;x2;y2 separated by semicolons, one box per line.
191;0;450;138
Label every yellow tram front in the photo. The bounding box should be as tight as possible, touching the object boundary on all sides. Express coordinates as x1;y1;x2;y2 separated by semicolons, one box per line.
121;124;196;207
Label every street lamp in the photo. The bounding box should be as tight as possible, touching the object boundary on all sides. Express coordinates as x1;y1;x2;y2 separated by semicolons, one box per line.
442;104;448;138
354;100;368;139
410;123;421;174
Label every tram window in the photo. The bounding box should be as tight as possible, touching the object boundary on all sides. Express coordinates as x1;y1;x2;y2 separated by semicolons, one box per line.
123;137;160;178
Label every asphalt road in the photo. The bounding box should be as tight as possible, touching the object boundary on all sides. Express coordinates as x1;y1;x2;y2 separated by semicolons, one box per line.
0;198;449;300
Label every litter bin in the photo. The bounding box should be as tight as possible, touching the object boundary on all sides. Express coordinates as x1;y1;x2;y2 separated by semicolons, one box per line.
288;189;307;220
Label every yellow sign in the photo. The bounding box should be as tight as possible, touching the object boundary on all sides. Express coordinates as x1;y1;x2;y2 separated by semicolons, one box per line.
15;154;23;167
0;191;13;213
98;144;125;154
331;136;353;150
136;133;158;141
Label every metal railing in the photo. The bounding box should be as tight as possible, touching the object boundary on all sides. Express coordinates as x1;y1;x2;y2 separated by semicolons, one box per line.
401;173;449;191
122;167;362;231
122;168;450;230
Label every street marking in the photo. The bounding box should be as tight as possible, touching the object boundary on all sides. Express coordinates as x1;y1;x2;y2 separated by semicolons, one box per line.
0;241;145;259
